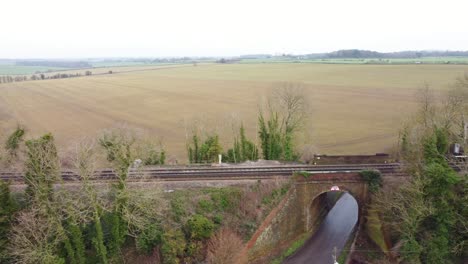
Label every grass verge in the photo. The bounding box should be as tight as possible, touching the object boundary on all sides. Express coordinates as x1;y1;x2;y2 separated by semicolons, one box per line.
271;233;309;264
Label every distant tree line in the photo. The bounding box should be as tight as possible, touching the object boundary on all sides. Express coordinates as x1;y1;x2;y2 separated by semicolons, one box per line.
215;58;240;64
303;49;468;59
152;57;197;63
0;71;94;84
237;50;468;60
16;60;91;68
0;76;28;83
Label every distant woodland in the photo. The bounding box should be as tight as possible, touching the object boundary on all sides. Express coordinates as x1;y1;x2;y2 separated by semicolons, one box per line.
15;60;92;68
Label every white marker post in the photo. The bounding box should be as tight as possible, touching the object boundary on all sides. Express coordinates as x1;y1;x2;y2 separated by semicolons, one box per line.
332;247;339;264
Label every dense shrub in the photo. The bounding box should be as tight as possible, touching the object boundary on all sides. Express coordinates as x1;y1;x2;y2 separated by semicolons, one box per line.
197;199;214;214
209;188;242;212
136;223;163;254
170;195;187;222
143;149;166;165
185;241;204;260
185;214;215;240
161;228;186;264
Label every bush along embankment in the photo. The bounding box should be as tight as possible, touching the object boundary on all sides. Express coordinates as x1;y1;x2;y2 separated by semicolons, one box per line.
156;181;290;264
1;178;290;264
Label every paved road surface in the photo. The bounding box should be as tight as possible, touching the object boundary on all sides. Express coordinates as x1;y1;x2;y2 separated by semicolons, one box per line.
283;192;358;264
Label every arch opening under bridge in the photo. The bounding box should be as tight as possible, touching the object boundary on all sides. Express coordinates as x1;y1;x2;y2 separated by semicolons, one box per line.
245;172;369;264
284;189;359;264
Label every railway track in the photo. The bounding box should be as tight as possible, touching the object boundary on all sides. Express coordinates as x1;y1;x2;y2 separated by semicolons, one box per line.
0;163;401;183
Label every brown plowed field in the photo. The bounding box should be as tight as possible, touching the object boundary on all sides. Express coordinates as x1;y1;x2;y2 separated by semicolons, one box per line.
1;63;467;160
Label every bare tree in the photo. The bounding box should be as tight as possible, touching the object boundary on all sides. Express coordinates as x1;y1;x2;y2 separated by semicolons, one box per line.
415;83;436;129
8;208;64;264
206;228;246;264
270;82;309;133
259;82;311;160
122;187;167;238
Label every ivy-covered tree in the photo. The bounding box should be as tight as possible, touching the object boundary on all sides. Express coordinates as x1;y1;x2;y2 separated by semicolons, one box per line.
23;133;60;207
99;130;135;256
5;126;25;159
98;128;167;259
258;112;283;160
258;83;308;161
12;133;80;264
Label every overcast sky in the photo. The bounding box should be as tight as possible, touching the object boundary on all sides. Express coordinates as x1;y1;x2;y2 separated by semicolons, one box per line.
1;0;467;58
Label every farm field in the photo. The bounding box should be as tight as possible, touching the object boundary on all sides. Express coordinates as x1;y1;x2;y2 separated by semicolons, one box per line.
0;63;467;162
0;62;193;77
0;65;68;75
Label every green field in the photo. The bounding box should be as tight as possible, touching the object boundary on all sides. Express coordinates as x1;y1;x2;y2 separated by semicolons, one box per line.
0;62;188;76
0;64;67;75
1;57;467;76
90;61;155;67
0;63;467;161
40;63;194;77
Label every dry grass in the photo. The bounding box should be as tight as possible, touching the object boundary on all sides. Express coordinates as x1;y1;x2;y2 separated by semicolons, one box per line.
0;63;467;161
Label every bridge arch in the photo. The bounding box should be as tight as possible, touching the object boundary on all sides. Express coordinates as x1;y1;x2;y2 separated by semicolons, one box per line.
296;172;369;232
245;172;370;263
305;188;360;238
284;190;360;264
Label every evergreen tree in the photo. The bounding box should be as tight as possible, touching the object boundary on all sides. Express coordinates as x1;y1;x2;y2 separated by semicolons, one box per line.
395;129;464;263
225;124;258;163
99;131;134;256
258;112;285;160
187;133;222;163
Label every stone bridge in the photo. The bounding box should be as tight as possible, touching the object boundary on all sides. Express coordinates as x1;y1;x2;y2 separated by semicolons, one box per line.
242;172;370;263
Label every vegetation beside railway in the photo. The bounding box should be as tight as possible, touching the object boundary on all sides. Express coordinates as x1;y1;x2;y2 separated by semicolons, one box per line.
353;77;468;263
0;127;291;263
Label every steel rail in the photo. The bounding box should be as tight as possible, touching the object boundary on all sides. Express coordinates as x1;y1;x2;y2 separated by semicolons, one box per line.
0;163;401;182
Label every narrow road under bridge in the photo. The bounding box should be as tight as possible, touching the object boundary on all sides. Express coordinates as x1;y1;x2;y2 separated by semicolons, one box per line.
283;192;358;264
